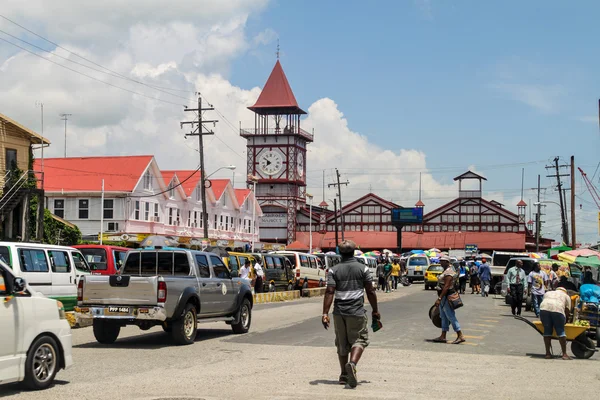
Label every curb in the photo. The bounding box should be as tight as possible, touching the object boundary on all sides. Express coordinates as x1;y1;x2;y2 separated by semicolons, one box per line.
66;312;93;329
302;287;327;297
253;290;301;304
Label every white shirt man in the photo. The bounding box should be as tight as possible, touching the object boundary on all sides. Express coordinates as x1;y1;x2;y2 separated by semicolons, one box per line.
254;262;264;278
240;263;251;279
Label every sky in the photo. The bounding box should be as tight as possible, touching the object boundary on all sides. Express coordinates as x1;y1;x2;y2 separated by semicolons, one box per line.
0;0;599;244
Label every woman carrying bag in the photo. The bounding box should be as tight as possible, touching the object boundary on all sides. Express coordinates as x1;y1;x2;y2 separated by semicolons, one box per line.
431;256;466;344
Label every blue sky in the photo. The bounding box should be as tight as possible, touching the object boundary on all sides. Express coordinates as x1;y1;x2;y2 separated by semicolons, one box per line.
229;0;600;242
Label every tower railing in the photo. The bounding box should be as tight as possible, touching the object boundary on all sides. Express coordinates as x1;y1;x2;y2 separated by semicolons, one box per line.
240;127;313;142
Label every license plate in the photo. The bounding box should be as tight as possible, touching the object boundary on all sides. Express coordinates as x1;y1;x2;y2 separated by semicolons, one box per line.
415;271;422;275
107;306;130;314
415;267;422;271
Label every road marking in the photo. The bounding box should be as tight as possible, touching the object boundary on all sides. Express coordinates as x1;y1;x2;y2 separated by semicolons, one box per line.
462;342;478;346
481;319;499;323
471;323;494;328
465;328;490;333
463;335;484;340
481;316;500;319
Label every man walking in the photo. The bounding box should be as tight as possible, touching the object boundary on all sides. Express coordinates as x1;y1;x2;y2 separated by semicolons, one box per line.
253;259;265;293
478;258;491;297
322;240;379;389
391;259;401;291
528;263;549;318
507;260;527;316
376;261;385;291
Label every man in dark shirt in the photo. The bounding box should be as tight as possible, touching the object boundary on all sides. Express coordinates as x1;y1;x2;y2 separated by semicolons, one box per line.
322;240;379;389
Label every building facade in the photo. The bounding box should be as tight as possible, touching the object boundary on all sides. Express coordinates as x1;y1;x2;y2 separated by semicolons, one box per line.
37;155;262;248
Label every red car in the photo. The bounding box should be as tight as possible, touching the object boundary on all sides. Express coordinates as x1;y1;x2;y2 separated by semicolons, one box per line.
73;245;129;275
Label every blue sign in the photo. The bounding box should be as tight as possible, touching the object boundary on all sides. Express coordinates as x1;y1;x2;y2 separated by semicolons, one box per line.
465;244;478;253
391;207;423;224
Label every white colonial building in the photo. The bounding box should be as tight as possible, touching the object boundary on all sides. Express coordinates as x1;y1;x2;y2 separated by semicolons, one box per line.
36;155;262;248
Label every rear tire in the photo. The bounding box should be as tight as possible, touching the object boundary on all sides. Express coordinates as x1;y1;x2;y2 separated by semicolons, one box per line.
231;298;252;334
23;336;60;390
302;279;308;289
318;279;325;288
287;283;294;291
571;336;595;359
525;295;532;312
93;320;120;344
171;303;197;345
269;283;276;292
162;323;172;333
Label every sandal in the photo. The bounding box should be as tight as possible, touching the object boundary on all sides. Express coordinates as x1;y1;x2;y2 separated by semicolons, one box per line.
452;337;466;344
432;337;447;343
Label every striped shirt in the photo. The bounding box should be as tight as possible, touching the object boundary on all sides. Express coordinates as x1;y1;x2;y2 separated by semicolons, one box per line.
327;257;373;316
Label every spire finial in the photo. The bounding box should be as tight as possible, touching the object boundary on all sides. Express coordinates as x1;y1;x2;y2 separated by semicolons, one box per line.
276;39;280;60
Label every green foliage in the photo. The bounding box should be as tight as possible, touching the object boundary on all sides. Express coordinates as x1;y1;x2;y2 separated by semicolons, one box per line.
43;209;81;245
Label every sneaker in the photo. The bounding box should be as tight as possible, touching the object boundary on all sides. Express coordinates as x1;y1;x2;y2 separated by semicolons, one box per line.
338;374;348;385
345;362;358;388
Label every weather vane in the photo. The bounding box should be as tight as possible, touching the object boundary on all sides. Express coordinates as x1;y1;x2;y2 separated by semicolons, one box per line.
276;39;280;60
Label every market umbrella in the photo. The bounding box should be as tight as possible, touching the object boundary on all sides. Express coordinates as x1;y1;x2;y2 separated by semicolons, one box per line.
354;250;364;256
574;255;600;268
426;251;442;258
557;249;600;263
382;249;393;255
364;251;380;258
140;235;179;248
325;251;337;255
410;249;425;254
529;253;542;259
428;248;441;253
205;246;230;258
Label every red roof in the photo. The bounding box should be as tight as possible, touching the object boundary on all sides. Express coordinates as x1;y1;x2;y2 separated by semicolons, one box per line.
287;240;309;251
37;156;153;192
235;189;252;206
162;170;200;197
415;200;425;207
319;201;329;208
248;60;306;115
517;200;527;207
210;179;229;201
295;231;525;251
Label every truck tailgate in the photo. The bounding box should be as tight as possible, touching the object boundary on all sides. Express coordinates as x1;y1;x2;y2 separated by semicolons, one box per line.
81;275;159;306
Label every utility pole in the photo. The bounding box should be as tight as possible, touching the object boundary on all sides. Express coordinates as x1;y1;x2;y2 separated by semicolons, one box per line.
328;169;349;240
536;175;541;252
546;157;570;245
181;96;218;241
571;155;576;249
60;113;72;157
333;199;339;248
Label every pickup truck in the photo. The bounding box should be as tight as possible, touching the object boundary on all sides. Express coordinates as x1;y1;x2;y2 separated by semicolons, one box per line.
76;248;253;345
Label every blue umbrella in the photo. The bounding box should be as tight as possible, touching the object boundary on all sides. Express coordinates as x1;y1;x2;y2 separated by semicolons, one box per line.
410;249;425;254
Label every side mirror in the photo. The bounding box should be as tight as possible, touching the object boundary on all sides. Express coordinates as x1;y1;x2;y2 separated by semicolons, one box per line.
13;277;26;292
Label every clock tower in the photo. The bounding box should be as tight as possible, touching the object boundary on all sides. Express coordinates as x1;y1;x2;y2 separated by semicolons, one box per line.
241;60;313;244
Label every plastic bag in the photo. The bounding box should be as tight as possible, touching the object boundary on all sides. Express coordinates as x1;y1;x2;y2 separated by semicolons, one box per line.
579;284;600;304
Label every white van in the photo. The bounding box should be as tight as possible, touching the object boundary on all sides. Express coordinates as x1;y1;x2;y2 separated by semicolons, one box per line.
0;262;73;389
0;242;90;311
272;251;326;289
406;255;430;282
355;256;378;276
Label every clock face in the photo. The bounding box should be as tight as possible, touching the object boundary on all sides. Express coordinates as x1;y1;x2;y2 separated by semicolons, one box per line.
297;153;304;178
258;150;283;176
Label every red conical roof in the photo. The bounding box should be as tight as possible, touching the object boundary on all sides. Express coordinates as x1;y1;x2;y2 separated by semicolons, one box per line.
248;60;306;115
319;201;329;208
517;200;527;207
415;200;425;207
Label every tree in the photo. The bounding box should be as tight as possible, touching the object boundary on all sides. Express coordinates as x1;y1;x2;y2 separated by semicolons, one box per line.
43;209;81;245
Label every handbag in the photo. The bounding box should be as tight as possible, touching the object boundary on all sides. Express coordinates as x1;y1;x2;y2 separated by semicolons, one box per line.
447;292;463;310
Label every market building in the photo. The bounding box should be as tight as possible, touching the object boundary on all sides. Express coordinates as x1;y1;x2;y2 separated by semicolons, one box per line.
290;171;553;252
36;155;269;249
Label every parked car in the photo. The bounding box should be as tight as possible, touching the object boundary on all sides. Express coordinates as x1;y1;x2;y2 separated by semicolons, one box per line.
225;252;256;277
424;264;444;290
316;253;342;271
76;248;254;345
74;245;129;275
355;256;378;287
491;251;529;294
251;253;295;292
0;242;90;311
0;261;73;390
406;255;430;282
272;251;326;288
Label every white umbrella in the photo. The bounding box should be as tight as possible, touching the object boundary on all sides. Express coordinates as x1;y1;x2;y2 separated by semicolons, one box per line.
428;248;441;253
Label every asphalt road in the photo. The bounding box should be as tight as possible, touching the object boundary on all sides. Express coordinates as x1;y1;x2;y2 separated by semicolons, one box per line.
3;284;599;399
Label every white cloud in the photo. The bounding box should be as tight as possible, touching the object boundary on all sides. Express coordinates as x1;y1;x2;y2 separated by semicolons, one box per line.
575;116;598;124
488;82;565;113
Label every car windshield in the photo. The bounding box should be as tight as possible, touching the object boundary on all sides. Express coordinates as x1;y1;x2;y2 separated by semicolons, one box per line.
80;248;108;270
428;265;443;272
409;257;428;266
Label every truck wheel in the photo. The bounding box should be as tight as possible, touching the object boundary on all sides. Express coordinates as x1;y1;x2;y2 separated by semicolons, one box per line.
162;322;172;333
596;328;600;348
23;335;60;390
93;320;120;344
269;283;276;292
302;279;308;289
231;298;252;334
287;283;294;291
318;279;325;288
571;336;595;359
171;303;197;345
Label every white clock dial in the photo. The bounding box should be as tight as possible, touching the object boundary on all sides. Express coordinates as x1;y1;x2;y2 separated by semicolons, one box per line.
258;150;283;176
297;153;304;178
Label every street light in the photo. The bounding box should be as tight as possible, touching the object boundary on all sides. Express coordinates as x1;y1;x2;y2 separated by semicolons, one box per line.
533;200;569;248
201;165;236;241
248;174;259;252
307;193;313;253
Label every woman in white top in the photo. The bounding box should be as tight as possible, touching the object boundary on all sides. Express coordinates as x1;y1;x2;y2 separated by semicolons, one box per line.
539;287;571;360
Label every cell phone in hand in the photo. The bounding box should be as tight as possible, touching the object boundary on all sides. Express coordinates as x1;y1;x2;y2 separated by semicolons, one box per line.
371;316;383;332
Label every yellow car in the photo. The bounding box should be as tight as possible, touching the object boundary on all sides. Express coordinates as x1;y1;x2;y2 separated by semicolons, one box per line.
424;264;444;290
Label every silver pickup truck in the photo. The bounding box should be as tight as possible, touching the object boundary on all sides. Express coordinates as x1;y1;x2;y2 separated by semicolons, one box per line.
76;248;253;345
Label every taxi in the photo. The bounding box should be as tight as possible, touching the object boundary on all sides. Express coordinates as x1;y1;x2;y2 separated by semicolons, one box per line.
424;264;444;290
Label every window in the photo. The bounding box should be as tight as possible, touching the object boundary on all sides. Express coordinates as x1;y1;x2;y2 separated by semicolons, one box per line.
78;199;89;219
72;252;90;272
143;170;153;190
169;208;174;225
144;202;150;221
123;252;140;275
187;211;192;227
229;256;239;272
220;215;223;229
157;252;173;275
195;255;210;278
176;209;180;225
174;253;190;276
214;214;218;229
19;249;49;272
274;257;282;268
169;181;175;198
134;201;140;220
210;256;230;279
48;250;71;273
265;256;275;269
309;257;317;269
107;222;119;232
225;216;229;231
54;199;65;218
154;203;159;222
140;252;157;275
441;215;448;223
196;186;202;202
300;255;309;268
0;246;11;267
103;199;114;219
193;211;198;228
113;251;127;271
5;149;17;171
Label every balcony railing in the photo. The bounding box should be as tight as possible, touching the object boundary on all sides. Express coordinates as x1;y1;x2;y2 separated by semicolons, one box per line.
240;127;313;142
